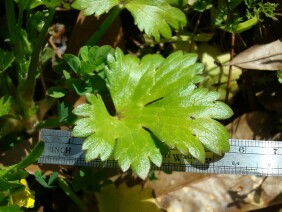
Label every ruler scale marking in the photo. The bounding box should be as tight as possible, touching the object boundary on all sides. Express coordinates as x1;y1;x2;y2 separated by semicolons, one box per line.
38;129;282;176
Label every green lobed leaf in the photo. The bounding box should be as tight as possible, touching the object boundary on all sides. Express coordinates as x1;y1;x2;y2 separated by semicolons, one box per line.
64;46;114;76
79;45;114;74
73;48;233;179
71;0;118;16
125;0;187;41
71;0;186;41
47;87;67;98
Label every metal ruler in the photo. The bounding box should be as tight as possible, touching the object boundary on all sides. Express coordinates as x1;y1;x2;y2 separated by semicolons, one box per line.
38;129;282;176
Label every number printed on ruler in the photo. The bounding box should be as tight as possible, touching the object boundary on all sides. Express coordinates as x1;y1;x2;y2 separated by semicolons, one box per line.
38;129;282;176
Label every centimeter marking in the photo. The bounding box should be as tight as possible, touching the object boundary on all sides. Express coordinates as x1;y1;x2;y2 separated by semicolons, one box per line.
38;129;282;176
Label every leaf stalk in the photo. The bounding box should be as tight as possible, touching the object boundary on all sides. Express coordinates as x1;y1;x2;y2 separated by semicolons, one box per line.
86;7;122;46
22;8;55;104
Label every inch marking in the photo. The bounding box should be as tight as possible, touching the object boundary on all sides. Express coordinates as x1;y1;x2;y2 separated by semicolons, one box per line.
38;129;282;176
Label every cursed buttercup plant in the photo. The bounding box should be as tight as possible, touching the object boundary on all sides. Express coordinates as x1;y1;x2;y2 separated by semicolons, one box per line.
0;0;280;209
72;47;233;179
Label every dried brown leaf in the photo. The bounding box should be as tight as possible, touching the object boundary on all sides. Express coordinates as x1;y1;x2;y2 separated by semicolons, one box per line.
155;175;282;211
145;172;211;197
225;111;275;140
229;39;282;70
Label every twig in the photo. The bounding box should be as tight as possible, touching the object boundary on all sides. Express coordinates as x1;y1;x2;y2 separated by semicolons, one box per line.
22;8;55;104
86;7;121;46
188;13;202;52
225;32;235;103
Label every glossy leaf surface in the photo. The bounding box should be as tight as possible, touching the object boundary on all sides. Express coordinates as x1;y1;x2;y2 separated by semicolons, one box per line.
73;48;233;179
71;0;186;41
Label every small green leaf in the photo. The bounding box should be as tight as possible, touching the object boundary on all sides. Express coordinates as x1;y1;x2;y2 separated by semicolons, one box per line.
233;16;259;33
193;0;213;12
64;46;114;76
0;49;15;73
73;48;233;179
40;47;55;64
34;171;49;188
79;45;114;74
0;96;12;117
2;169;29;181
80;61;97;74
88;45;115;71
57;101;75;123
47;172;58;185
34;171;58;189
62;70;71;80
63;54;81;74
71;79;93;95
79;46;91;61
47;87;67;98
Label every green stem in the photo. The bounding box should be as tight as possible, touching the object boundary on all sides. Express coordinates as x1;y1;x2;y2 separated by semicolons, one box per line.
5;0;27;76
18;7;24;27
86;7;122;46
22;8;55;104
6;141;44;171
57;178;88;211
35;118;63;130
225;32;235;103
5;0;17;46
